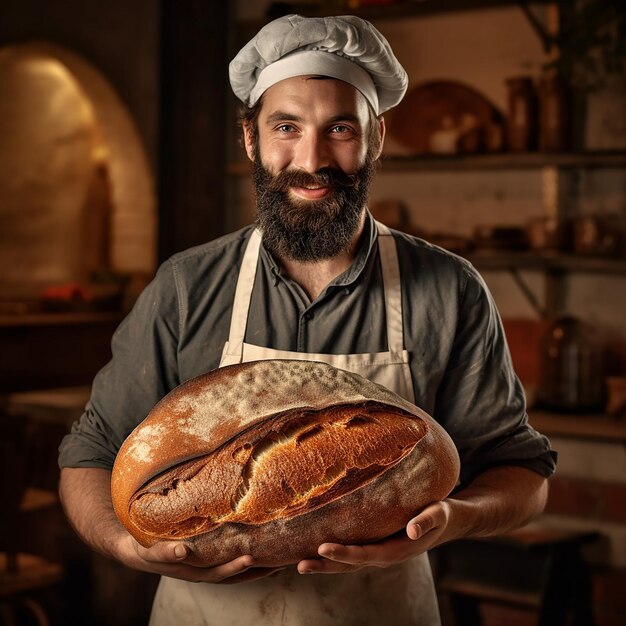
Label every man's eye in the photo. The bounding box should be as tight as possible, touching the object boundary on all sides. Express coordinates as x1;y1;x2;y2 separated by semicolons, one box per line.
330;125;350;133
276;124;295;133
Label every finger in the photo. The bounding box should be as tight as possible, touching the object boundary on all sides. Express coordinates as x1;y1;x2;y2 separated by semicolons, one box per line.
135;541;191;563
207;555;257;582
133;538;257;582
407;516;436;541
406;519;425;541
219;566;288;585
406;508;440;541
297;558;355;575
317;543;371;565
166;555;257;584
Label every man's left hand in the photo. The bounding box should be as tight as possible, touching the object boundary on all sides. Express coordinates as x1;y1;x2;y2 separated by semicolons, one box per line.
297;500;451;575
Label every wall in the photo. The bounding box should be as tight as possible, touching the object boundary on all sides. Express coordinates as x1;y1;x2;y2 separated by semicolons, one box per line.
0;0;160;173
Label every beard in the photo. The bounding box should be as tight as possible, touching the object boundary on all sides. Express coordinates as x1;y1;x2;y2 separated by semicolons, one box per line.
253;151;378;262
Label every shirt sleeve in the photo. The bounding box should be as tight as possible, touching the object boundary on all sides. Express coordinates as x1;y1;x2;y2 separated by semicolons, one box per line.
58;260;181;470
435;263;557;486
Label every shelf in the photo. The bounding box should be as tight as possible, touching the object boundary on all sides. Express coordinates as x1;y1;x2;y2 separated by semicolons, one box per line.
6;386;91;425
379;151;626;172
228;151;626;177
466;252;626;276
236;1;552;27
0;311;123;328
529;410;626;442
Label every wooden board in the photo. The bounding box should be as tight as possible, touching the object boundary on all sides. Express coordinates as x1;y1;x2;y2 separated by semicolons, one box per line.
387;80;504;154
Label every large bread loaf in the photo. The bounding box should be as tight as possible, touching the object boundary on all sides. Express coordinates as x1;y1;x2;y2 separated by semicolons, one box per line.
111;360;460;567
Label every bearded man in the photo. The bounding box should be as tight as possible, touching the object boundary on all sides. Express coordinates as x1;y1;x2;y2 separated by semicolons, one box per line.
59;14;555;626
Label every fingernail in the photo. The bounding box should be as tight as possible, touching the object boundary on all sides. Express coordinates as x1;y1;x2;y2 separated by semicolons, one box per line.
174;544;187;559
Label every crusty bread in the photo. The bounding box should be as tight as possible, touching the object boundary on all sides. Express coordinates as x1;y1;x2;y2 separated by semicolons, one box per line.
111;360;460;567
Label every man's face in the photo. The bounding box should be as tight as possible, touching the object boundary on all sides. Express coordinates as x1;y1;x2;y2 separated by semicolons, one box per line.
243;76;384;262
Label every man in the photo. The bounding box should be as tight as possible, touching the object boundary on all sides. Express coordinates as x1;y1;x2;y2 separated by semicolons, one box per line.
59;14;556;626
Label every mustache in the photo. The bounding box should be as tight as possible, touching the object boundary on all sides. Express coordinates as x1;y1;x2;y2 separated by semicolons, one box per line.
261;167;358;193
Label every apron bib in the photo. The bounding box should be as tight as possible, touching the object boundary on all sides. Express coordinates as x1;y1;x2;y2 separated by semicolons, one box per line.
150;222;441;626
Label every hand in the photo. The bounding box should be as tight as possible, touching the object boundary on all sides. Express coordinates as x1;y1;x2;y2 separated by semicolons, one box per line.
117;534;285;584
297;501;452;575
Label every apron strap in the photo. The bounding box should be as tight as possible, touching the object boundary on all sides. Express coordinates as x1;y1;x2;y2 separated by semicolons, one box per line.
225;228;262;358
375;221;405;353
226;222;406;356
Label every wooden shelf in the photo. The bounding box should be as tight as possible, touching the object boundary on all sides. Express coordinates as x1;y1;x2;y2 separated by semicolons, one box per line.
228;151;626;177
467;252;626;276
0;311;123;328
379;151;626;172
529;410;626;442
236;0;552;27
438;577;540;609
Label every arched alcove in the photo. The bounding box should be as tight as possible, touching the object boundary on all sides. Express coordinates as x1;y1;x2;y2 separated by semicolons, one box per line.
0;42;157;302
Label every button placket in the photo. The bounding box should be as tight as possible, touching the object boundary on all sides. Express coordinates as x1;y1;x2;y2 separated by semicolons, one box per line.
297;308;315;351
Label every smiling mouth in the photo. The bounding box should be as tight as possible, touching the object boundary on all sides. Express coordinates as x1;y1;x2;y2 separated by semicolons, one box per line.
290;186;333;200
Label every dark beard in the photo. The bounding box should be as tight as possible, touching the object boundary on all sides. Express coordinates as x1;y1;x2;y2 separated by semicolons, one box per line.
253;153;377;262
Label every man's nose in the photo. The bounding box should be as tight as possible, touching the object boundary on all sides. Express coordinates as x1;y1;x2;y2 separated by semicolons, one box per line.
292;132;332;173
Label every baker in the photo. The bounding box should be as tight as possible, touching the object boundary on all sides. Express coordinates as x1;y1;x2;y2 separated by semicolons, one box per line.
58;14;556;626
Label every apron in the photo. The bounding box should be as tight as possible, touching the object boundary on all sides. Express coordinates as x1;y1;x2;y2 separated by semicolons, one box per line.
150;222;441;626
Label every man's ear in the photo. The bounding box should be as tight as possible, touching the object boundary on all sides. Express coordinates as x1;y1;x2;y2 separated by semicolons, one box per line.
242;122;255;162
374;117;386;161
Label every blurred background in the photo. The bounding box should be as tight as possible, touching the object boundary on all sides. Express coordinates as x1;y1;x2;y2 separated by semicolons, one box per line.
0;1;625;624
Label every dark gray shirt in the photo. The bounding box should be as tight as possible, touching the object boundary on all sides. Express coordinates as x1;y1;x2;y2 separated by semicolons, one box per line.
58;214;556;485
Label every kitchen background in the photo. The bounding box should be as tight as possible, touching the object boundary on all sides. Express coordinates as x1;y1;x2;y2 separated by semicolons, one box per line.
0;0;625;624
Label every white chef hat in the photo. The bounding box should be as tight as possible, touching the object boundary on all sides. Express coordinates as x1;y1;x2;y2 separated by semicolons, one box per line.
229;14;408;115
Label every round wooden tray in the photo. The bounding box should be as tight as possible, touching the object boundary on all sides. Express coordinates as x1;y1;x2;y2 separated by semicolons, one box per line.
387;80;504;155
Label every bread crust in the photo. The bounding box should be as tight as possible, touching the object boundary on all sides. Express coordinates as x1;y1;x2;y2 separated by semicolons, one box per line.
111;360;460;567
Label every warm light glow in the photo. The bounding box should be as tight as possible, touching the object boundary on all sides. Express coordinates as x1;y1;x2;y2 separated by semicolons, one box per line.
0;50;100;296
0;43;157;301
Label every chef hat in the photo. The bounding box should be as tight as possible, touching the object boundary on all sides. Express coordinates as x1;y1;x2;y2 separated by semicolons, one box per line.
229;14;408;115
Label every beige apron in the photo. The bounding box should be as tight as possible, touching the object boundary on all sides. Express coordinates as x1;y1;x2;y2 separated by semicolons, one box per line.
150;222;441;626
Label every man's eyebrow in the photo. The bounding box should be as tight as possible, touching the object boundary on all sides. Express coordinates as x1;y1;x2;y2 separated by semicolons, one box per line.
264;112;363;126
327;113;362;126
264;111;304;125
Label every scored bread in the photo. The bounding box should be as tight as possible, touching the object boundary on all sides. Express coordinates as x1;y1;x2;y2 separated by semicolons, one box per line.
111;359;460;567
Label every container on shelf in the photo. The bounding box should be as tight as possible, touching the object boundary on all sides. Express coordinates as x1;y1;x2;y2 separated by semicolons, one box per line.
526;216;571;253
605;376;626;418
572;214;624;257
538;316;605;413
538;72;571;152
505;76;538;152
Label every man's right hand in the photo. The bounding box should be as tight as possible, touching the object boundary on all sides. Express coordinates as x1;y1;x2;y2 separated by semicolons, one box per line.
118;534;286;584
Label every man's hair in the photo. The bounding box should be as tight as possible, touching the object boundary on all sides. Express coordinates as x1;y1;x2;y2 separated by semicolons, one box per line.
237;82;384;159
237;98;263;152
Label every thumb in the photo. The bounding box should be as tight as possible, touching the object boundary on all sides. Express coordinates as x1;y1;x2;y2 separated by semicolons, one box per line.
136;540;190;563
406;509;437;541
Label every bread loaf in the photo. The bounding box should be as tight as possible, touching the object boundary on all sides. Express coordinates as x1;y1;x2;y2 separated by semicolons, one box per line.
111;360;460;567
